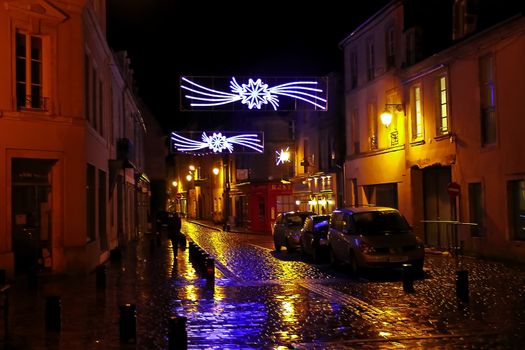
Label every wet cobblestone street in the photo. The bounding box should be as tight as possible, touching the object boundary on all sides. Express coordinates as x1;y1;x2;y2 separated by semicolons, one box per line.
1;219;525;349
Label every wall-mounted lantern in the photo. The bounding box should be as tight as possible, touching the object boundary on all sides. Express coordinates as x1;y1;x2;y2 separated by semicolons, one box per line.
380;103;403;128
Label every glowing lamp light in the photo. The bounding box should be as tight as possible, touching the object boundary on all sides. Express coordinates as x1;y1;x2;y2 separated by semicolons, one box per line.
189;165;196;171
276;147;291;165
213;167;220;175
181;77;327;110
186;174;193;182
380;103;403;128
380;110;393;128
295;200;301;205
171;180;178;187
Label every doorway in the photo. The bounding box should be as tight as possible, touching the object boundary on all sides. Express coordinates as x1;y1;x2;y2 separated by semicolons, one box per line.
422;165;452;247
11;158;55;274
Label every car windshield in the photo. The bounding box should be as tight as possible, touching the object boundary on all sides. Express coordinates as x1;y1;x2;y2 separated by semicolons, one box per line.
353;210;411;235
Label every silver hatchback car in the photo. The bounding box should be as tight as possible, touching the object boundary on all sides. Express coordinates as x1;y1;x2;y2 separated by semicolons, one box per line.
273;211;314;252
327;206;424;275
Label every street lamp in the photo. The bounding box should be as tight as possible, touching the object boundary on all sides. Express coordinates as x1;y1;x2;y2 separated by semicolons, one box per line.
212;167;220;176
380;103;403;128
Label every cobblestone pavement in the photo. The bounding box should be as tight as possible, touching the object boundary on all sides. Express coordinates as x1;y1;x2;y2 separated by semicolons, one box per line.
1;219;524;349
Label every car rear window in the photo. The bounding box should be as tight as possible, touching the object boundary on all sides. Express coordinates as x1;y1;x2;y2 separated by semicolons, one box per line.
286;214;309;226
353;211;410;235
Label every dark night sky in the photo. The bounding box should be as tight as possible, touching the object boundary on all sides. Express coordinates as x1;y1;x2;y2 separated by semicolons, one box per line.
106;0;391;132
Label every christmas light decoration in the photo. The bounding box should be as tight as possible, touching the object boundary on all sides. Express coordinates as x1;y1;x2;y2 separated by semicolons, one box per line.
181;77;327;110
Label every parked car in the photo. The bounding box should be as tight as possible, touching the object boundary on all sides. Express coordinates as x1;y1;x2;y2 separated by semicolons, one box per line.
273;211;314;252
327;206;424;276
300;214;331;262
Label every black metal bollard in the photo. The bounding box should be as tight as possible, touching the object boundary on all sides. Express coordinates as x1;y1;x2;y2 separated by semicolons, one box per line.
179;234;187;249
456;270;469;302
156;231;161;246
119;304;136;343
96;264;106;289
45;296;61;331
110;247;122;262
168;315;187;350
205;257;215;279
402;264;415;293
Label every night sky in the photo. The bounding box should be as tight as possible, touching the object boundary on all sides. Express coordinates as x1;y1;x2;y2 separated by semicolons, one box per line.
106;0;390;132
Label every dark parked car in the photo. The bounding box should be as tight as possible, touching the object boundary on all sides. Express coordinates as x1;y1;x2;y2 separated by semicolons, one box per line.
300;214;330;262
273;211;314;252
327;206;425;276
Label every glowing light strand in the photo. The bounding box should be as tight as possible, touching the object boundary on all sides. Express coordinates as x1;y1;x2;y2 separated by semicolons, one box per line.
171;132;264;154
276;147;291;165
181;77;326;110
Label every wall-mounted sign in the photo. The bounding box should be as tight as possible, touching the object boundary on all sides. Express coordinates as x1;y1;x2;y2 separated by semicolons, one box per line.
180;76;327;111
170;131;264;154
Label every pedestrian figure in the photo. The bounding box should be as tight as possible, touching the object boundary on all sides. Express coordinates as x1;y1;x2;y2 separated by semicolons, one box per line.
167;212;182;255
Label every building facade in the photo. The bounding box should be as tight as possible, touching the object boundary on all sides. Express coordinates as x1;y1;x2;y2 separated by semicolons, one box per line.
0;0;149;276
340;0;525;262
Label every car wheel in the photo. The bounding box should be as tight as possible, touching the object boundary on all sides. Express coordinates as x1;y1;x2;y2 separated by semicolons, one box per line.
274;241;282;252
286;239;295;253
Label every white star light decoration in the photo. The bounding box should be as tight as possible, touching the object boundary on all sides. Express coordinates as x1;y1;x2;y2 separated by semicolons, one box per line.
181;77;327;110
171;132;264;154
276;147;291;165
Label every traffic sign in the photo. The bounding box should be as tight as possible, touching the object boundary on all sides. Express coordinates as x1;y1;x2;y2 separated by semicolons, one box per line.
447;182;461;197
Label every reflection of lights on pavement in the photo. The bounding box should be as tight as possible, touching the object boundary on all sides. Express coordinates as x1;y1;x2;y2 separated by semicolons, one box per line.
379;331;391;337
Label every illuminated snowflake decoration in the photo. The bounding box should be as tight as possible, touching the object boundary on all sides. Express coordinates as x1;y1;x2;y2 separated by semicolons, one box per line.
276;147;291;165
181;77;326;110
171;131;263;154
203;132;229;152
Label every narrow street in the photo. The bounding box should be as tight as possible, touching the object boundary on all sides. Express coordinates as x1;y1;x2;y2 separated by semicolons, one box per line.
3;219;525;349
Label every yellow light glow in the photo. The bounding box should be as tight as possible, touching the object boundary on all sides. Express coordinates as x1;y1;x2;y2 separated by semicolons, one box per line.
186;174;192;181
213;167;220;175
189;165;195;171
380;110;393;128
295;200;301;205
172;180;178;187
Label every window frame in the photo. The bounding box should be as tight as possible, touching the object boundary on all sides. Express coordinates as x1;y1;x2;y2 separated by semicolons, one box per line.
479;54;497;146
15;31;48;111
410;85;424;142
436;75;450;136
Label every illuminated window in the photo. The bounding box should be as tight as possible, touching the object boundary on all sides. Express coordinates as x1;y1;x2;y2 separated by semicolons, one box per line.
367;103;378;150
468;183;484;237
411;86;423;140
16;32;46;110
479;54;496;146
366;39;375;81
507;179;525;241
436;76;449;135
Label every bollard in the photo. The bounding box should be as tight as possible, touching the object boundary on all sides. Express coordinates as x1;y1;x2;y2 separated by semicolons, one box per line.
110;247;122;262
402;264;415;293
0;269;6;285
456;270;469;302
205;257;215;279
156;231;161;246
96;264;106;289
119;303;136;343
45;296;61;331
168;315;187;350
179;234;187;249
